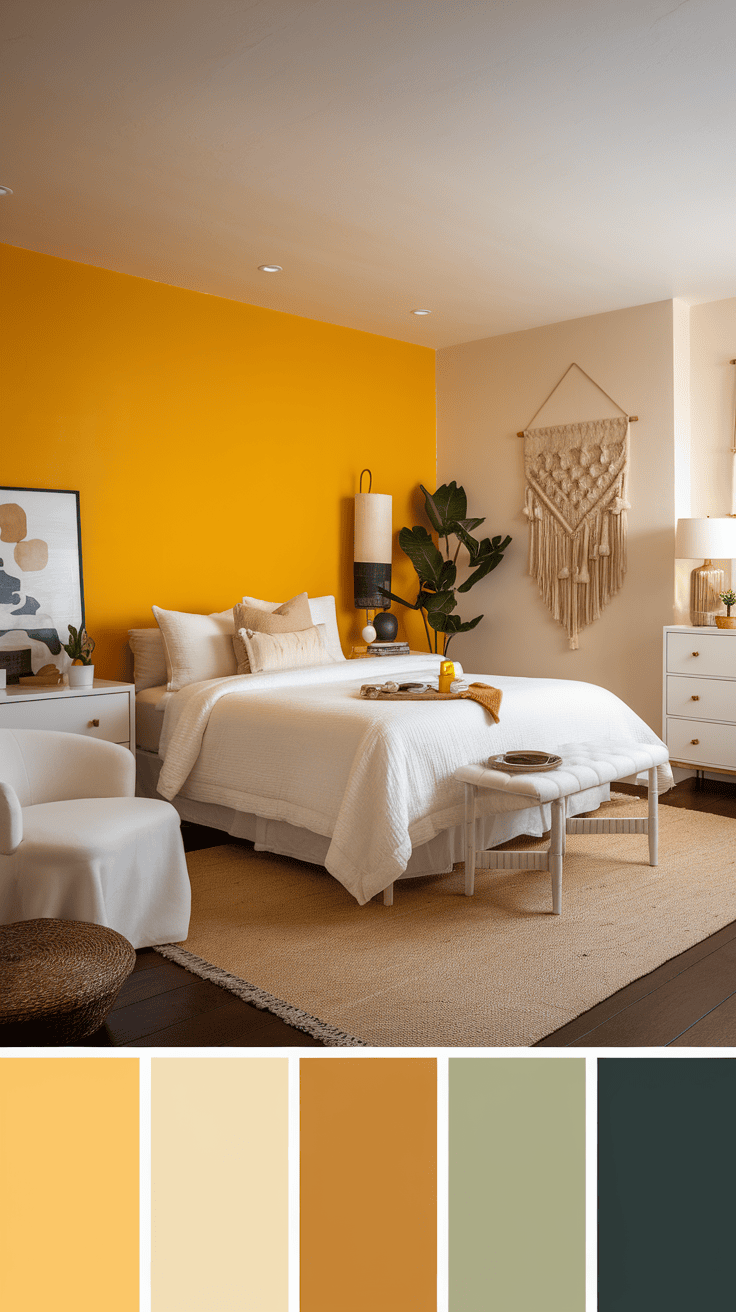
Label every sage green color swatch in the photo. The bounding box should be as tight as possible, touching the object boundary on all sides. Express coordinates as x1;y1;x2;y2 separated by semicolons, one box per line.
449;1058;586;1312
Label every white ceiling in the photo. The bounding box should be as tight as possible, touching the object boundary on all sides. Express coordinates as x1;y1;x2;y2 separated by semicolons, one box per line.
3;0;736;349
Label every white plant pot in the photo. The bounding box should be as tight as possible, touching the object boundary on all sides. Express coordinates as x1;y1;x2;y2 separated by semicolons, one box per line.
68;664;95;688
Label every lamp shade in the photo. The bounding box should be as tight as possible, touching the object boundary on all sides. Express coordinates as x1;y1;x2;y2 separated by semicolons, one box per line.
675;518;736;559
354;491;392;609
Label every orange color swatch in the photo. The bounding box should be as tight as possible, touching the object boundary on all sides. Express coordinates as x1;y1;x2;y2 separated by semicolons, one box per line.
300;1058;436;1312
0;1058;139;1312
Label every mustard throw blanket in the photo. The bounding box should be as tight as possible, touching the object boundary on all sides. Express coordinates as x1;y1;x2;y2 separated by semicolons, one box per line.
458;682;503;722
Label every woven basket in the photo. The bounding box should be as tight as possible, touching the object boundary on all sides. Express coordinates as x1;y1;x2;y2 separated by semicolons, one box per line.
0;919;136;1045
0;647;33;684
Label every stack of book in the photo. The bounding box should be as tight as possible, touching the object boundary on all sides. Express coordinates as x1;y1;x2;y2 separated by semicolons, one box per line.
351;641;411;658
366;641;411;657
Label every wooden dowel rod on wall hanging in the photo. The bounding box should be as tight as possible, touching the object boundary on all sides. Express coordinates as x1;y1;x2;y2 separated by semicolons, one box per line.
516;416;638;436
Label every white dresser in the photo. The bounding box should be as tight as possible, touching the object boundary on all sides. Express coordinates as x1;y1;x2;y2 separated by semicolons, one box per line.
0;678;135;751
663;626;736;775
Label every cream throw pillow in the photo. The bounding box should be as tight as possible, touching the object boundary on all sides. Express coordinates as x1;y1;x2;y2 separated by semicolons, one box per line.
232;592;313;674
242;594;345;661
152;606;237;692
239;623;335;674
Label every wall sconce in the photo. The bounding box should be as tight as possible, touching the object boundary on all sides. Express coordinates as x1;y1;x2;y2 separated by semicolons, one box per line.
354;470;392;643
675;517;736;626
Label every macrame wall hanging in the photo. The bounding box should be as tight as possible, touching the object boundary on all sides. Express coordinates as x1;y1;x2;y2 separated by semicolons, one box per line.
519;364;638;650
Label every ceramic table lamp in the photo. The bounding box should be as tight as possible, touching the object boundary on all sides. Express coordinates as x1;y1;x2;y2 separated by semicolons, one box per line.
354;470;392;643
675;517;736;626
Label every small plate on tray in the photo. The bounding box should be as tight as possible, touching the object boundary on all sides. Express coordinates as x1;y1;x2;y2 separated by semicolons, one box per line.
487;750;562;773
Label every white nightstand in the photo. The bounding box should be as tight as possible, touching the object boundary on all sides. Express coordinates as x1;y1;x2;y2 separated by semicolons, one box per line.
663;626;736;777
0;679;135;752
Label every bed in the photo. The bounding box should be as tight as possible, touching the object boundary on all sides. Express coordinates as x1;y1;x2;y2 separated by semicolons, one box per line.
133;611;673;904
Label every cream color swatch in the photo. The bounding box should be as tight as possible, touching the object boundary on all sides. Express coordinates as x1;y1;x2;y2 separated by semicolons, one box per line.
152;1058;288;1312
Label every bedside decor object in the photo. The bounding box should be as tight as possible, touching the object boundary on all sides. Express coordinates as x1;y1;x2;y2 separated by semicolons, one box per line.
716;590;736;629
519;365;635;650
380;482;511;655
354;469;392;643
0;647;32;684
0;487;85;670
372;610;398;642
63;623;95;686
675;518;736;626
18;663;64;687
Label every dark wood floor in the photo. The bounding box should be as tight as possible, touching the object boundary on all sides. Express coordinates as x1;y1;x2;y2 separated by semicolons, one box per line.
79;777;736;1049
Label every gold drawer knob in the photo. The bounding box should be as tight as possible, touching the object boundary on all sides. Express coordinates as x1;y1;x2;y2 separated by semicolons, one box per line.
691;695;700;701
692;651;699;657
691;738;699;745
89;718;100;728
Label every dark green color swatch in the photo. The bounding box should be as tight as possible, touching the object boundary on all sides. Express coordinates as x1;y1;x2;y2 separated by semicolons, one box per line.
449;1058;586;1311
598;1058;736;1311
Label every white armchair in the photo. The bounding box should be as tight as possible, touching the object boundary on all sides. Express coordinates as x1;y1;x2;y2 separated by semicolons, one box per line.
0;729;190;949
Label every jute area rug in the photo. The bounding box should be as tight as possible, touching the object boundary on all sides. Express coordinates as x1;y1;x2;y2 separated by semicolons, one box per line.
156;797;736;1047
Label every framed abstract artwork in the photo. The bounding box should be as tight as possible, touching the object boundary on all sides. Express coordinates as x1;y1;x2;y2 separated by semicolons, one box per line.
0;487;84;671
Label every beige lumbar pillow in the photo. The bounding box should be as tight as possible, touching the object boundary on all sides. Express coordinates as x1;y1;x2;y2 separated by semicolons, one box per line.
238;624;335;674
152;606;237;692
243;593;345;662
232;592;313;674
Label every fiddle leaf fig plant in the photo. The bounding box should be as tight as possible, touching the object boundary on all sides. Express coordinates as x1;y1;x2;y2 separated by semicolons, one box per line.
380;482;511;655
63;623;95;665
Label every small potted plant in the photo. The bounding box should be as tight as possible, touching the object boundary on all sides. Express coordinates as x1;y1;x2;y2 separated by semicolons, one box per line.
63;624;96;686
716;590;736;629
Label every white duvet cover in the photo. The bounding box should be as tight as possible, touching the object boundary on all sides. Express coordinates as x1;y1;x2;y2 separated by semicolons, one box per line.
156;655;672;905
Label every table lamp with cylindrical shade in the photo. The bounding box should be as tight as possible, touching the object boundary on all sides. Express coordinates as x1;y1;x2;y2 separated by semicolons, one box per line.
354;470;392;643
675;517;736;626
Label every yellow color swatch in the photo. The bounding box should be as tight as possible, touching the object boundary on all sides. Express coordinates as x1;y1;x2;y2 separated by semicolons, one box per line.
0;1057;139;1312
152;1058;288;1312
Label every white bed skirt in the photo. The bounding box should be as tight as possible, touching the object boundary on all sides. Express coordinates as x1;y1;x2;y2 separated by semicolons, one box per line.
136;748;611;885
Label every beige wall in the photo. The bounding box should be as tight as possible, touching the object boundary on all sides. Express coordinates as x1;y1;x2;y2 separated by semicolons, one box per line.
689;297;736;517
436;300;678;734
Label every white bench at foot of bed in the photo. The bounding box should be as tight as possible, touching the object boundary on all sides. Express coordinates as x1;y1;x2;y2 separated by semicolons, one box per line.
453;741;670;915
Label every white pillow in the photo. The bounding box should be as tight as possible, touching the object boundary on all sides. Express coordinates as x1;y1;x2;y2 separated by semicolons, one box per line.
152;606;237;692
128;628;167;692
239;623;336;674
242;594;345;662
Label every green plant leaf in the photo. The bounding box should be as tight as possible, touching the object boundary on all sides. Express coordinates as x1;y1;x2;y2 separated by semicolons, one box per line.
420;482;467;532
399;525;445;586
438;559;457;590
453;522;482;560
429;612;483;634
425;590;458;624
420;486;444;534
456;516;484;534
457;536;511;592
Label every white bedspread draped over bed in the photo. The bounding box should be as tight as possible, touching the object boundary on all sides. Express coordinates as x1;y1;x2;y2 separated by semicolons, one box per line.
156;655;671;904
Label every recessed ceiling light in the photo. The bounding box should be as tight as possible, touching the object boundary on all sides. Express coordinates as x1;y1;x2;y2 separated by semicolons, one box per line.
411;308;431;315
258;264;282;273
0;186;13;197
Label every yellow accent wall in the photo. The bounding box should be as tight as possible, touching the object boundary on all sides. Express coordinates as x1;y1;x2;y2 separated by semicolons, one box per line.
2;244;436;676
